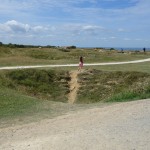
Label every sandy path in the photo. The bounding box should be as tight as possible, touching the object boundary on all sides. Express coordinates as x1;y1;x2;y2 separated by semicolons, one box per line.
68;71;80;104
0;58;150;70
0;99;150;150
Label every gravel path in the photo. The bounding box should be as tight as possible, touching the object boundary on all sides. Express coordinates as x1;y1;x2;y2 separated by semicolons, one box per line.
0;99;150;150
0;58;150;70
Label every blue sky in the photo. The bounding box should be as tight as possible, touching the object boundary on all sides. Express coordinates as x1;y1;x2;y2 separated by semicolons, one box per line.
0;0;150;47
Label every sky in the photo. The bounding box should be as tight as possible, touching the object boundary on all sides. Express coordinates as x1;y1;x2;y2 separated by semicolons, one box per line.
0;0;150;48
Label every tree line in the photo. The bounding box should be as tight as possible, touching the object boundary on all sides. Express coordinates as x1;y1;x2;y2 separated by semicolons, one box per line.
0;42;57;48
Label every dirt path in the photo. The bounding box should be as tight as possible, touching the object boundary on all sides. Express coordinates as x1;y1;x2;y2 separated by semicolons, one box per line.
68;71;80;104
0;99;150;150
0;58;150;70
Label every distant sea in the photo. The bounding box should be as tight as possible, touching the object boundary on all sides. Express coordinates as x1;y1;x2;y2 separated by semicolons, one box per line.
79;47;150;51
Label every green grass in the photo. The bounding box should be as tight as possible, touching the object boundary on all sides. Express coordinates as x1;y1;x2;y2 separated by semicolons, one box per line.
0;47;150;127
77;69;150;104
106;91;150;102
0;47;150;67
0;69;70;103
0;69;71;127
87;62;150;73
0;88;42;118
0;87;90;128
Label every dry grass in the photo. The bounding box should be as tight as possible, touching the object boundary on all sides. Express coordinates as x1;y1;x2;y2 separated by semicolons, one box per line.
0;47;150;127
0;47;150;67
77;69;150;103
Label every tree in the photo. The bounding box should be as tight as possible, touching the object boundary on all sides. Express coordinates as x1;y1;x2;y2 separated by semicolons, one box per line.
0;42;3;46
110;48;115;51
8;43;15;48
67;45;76;49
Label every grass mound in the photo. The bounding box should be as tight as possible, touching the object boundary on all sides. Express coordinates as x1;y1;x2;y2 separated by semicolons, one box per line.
0;68;150;125
77;69;150;103
0;69;72;124
0;87;77;126
0;69;70;102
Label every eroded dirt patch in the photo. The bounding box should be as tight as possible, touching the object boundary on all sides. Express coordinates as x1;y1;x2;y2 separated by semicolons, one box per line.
68;71;80;104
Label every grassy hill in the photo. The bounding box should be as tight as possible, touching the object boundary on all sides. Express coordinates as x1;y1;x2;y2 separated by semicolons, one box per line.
77;69;150;103
0;47;150;127
0;69;150;121
0;69;70;102
0;46;150;67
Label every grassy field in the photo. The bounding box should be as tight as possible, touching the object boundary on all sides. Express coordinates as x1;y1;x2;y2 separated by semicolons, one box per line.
84;62;150;73
0;46;150;66
0;46;150;127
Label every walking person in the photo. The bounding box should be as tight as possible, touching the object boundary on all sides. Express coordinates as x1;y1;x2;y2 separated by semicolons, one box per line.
143;47;146;53
78;56;83;71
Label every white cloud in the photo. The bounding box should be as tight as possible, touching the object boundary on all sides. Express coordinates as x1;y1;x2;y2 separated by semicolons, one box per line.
100;37;107;40
0;20;48;34
57;24;105;37
124;38;131;41
0;0;149;47
118;28;125;32
110;36;116;39
6;20;30;33
0;20;107;41
82;25;104;31
32;26;48;32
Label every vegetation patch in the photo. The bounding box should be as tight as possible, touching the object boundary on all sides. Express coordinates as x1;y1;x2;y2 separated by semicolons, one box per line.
0;69;70;103
77;69;150;103
1;46;150;67
0;87;41;119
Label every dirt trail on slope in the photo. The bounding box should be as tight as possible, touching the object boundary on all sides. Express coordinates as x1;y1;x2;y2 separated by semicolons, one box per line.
68;71;80;104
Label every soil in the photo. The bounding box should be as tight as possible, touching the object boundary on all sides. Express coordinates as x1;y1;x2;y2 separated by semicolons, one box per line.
68;71;80;104
0;99;150;150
